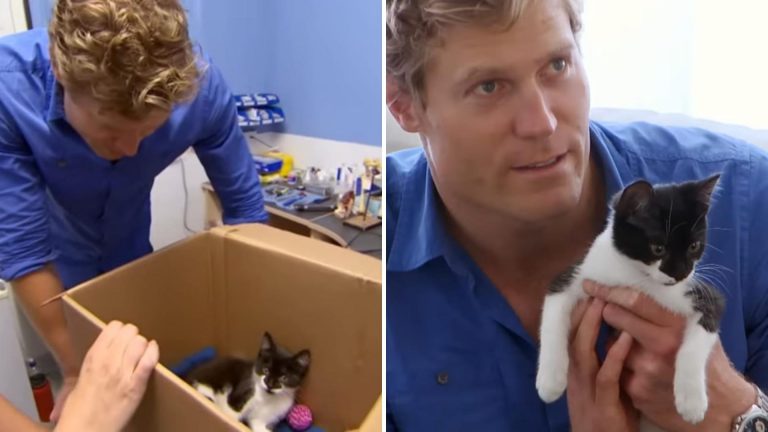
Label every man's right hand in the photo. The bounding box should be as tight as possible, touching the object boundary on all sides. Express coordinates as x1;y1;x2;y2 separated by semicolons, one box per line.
566;298;639;432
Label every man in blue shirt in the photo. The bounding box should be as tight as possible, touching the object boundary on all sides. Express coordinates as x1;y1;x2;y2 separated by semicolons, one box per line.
386;0;768;430
0;0;266;420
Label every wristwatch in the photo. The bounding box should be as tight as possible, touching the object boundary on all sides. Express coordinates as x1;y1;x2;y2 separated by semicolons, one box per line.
733;384;768;432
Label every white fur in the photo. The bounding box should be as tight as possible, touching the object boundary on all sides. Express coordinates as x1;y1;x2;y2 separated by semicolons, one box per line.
536;219;719;431
674;319;718;424
194;382;250;422
193;372;296;432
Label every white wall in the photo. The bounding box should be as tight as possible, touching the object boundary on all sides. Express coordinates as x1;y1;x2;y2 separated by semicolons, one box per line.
582;0;768;130
149;151;205;250
0;0;29;36
247;132;382;174
0;284;37;420
581;0;697;114
689;1;768;128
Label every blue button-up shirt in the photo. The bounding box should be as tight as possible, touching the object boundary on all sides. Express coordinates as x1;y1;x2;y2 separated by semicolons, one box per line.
0;29;267;288
386;120;768;431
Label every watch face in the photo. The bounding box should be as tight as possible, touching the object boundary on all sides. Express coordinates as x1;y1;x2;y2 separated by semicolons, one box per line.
746;415;768;432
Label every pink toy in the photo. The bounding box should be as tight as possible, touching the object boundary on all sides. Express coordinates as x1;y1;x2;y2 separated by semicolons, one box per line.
286;404;313;431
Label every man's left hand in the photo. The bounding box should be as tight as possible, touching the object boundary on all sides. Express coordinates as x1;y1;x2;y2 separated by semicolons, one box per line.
584;280;755;432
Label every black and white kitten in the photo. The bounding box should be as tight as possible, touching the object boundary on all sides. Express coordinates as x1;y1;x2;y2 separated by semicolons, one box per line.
185;332;311;432
536;174;724;430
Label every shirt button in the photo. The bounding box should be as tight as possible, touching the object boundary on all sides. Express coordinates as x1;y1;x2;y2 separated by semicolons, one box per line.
57;160;67;167
436;372;449;385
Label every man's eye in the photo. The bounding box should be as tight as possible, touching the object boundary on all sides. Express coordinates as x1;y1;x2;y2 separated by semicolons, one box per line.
551;58;567;73
475;80;498;95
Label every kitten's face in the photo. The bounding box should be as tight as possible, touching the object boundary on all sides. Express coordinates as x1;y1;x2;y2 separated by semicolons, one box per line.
611;174;719;286
254;332;311;395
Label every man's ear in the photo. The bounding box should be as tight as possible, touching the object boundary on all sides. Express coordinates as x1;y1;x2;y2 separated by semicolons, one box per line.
387;75;422;133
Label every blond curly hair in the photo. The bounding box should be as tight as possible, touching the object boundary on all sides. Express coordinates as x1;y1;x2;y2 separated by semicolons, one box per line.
387;0;583;105
49;0;201;119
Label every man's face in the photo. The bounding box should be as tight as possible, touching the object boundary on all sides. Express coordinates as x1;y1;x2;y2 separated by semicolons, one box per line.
63;89;170;160
409;0;591;224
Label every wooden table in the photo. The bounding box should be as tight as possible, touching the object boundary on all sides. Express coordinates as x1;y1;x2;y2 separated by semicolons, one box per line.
202;183;382;259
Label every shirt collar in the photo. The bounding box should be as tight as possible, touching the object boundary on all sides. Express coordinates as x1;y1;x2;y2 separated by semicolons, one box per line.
386;154;450;272
589;119;630;200
386;120;630;273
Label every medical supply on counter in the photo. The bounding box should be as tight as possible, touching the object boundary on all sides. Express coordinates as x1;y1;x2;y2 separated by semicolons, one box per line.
263;151;294;177
253;155;283;175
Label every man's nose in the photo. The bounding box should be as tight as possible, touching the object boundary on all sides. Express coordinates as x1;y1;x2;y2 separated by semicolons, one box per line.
514;85;557;139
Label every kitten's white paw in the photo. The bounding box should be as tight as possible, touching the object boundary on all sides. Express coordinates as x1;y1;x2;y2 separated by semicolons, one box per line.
249;423;270;432
536;364;568;403
674;383;708;424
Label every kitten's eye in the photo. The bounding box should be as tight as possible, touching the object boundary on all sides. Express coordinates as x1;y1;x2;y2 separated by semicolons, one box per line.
279;376;288;383
262;367;269;375
650;244;666;256
689;241;702;254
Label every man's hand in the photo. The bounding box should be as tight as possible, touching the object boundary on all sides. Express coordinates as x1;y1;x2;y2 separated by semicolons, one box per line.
584;281;755;432
55;321;159;432
567;297;639;432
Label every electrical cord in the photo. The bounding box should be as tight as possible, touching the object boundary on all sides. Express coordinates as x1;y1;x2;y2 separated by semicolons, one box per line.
179;157;196;234
248;134;277;149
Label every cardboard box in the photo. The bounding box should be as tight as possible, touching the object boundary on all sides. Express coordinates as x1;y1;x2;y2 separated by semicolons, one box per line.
61;224;381;432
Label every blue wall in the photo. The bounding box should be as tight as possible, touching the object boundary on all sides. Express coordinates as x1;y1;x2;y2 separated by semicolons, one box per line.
27;0;54;30
28;0;382;147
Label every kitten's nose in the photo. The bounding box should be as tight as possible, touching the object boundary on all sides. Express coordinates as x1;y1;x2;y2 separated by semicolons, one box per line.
265;378;281;391
660;261;690;283
672;268;691;282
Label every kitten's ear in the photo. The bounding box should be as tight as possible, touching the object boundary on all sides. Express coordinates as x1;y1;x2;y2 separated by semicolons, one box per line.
260;332;275;353
293;350;311;371
615;180;654;216
696;173;720;205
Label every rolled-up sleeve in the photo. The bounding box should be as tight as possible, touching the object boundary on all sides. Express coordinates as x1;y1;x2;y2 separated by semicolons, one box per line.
0;114;56;281
192;60;268;225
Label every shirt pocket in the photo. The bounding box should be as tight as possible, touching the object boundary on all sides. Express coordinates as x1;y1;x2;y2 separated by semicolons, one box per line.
388;360;514;431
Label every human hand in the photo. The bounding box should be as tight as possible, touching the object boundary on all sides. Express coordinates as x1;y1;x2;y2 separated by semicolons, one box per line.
584;281;754;432
567;297;639;432
54;321;159;432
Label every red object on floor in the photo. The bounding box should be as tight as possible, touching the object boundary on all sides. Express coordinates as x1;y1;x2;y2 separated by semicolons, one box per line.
30;374;54;422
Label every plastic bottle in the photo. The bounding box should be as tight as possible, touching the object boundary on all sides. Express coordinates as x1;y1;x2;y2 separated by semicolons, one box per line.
27;358;54;422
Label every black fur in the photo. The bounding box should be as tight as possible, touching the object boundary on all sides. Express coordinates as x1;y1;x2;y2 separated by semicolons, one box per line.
184;356;256;411
254;333;311;392
184;332;311;412
549;264;579;294
685;281;726;332
611;174;719;283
